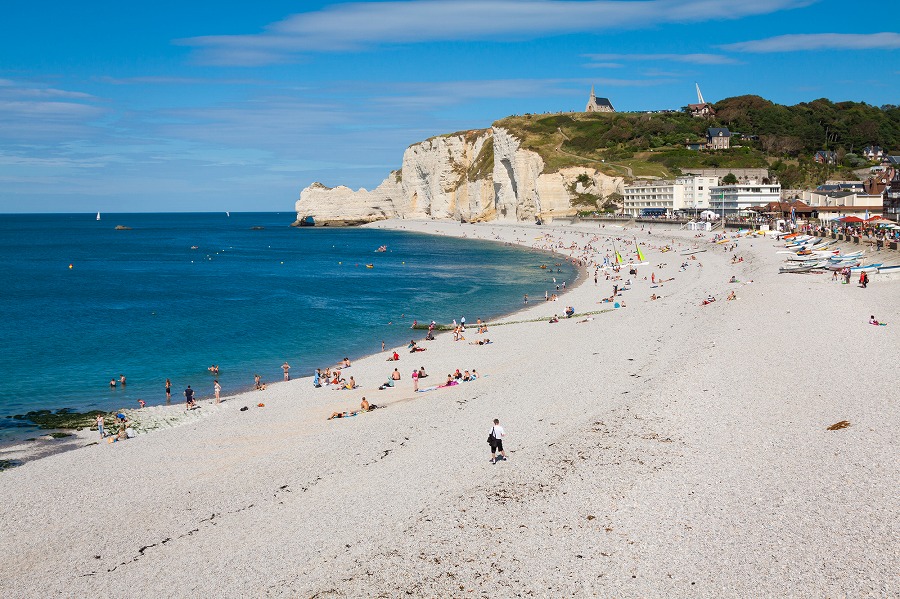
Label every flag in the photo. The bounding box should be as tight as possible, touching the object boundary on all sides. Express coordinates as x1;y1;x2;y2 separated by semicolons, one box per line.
791;207;795;223
865;209;870;220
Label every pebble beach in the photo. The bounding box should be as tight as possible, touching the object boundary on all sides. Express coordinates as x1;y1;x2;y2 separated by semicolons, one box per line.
1;219;897;597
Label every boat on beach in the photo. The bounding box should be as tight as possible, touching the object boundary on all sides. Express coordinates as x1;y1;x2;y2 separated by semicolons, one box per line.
779;264;821;274
850;263;883;273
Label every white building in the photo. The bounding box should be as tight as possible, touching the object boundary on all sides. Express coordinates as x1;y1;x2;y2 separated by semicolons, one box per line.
623;176;718;217
709;181;781;217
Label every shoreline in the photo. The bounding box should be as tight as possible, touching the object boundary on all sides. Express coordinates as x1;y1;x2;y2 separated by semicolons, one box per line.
1;218;896;597
0;222;585;462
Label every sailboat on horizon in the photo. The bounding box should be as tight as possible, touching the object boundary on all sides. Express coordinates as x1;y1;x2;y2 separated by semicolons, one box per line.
96;212;101;221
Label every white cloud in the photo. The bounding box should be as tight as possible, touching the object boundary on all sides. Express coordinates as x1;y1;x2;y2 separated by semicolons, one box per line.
723;32;900;52
585;53;737;65
178;0;814;65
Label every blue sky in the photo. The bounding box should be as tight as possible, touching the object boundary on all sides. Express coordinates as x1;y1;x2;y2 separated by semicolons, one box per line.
1;0;898;213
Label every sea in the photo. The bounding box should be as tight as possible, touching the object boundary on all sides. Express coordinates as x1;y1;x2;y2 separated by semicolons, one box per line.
0;213;577;444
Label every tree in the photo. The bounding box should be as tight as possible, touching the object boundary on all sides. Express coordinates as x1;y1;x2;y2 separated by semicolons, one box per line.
722;173;738;185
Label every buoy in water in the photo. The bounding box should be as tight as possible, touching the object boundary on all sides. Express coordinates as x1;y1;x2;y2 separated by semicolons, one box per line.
68;264;73;269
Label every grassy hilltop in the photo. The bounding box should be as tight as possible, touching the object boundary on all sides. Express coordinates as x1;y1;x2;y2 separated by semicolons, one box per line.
493;96;900;188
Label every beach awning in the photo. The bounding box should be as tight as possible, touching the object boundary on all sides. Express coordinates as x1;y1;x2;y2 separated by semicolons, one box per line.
838;216;865;223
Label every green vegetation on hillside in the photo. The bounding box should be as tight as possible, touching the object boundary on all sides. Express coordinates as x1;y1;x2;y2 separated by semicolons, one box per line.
493;97;900;187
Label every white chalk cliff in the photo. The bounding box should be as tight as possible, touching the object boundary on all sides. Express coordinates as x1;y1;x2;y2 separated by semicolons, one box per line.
295;127;623;225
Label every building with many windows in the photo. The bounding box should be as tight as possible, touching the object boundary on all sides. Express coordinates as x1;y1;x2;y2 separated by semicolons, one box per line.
622;176;718;217
709;181;781;217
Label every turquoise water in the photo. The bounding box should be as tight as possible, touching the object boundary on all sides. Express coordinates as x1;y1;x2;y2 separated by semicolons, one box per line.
0;213;577;442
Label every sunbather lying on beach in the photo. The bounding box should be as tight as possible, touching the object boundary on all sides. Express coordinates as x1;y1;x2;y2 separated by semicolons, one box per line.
328;411;359;420
702;295;716;305
469;338;492;345
726;291;736;301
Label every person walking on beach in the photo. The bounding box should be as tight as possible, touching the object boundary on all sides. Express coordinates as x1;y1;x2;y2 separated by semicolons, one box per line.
488;418;507;464
96;414;105;439
165;378;171;403
412;369;419;392
214;380;221;404
282;361;291;381
184;385;196;409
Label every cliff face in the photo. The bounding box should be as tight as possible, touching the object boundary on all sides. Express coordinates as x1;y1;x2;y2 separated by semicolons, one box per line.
295;127;622;225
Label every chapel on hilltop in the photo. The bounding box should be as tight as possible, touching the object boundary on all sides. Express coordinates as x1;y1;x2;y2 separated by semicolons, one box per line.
585;86;615;113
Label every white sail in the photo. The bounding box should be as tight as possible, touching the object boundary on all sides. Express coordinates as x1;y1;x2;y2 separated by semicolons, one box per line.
96;212;101;221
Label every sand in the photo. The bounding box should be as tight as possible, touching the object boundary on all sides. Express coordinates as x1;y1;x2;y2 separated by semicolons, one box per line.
0;220;897;597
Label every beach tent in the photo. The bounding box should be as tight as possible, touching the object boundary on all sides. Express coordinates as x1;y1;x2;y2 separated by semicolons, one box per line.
699;210;718;219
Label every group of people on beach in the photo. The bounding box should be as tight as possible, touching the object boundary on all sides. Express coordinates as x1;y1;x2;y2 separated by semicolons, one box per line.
96;412;133;443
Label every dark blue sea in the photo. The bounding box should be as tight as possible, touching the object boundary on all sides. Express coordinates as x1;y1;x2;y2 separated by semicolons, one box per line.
0;213;576;443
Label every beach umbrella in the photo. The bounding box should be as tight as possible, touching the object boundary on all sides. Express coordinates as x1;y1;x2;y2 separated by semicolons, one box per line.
839;216;865;223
